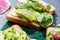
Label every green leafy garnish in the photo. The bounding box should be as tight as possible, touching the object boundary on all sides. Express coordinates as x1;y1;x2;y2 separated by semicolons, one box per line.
40;13;53;28
15;4;27;9
45;4;51;10
26;1;43;12
15;0;45;13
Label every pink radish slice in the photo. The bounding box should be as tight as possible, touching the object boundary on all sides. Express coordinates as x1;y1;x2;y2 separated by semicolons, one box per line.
52;32;60;40
52;32;57;39
56;35;60;40
0;0;10;14
36;0;55;14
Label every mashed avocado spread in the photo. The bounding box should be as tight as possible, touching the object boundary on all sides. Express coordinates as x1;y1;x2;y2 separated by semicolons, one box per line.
0;28;27;40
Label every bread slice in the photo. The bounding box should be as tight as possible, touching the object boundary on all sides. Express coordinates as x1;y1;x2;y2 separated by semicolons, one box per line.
6;8;41;30
6;0;55;30
46;27;55;40
5;25;30;40
46;27;55;36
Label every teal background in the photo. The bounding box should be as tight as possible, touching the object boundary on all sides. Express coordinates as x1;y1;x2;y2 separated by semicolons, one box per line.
1;21;46;40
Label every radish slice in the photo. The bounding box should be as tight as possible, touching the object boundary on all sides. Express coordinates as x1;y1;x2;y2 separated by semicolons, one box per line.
56;35;60;40
36;0;55;14
52;32;60;40
0;0;10;14
52;32;57;39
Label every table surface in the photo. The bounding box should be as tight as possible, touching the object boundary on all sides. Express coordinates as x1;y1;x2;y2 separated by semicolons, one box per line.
0;0;60;30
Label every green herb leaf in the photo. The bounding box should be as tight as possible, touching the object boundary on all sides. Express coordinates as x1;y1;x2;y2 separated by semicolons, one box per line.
45;4;51;10
26;1;43;12
15;4;27;9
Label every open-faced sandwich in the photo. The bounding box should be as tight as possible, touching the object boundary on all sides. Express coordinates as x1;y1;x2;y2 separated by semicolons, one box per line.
46;24;60;40
0;25;29;40
6;0;55;30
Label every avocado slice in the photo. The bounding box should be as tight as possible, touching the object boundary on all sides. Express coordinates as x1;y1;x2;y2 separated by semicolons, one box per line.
16;9;37;21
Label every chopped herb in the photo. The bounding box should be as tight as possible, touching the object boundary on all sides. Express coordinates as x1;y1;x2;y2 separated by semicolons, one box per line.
45;4;51;10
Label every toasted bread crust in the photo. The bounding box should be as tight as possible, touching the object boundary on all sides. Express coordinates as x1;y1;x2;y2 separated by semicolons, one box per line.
6;9;41;30
46;27;55;35
46;27;55;40
6;25;23;31
6;25;30;40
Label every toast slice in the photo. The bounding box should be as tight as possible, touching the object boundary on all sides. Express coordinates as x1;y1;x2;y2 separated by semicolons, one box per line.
5;25;30;40
6;0;55;30
6;8;41;30
46;27;55;40
46;27;55;36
